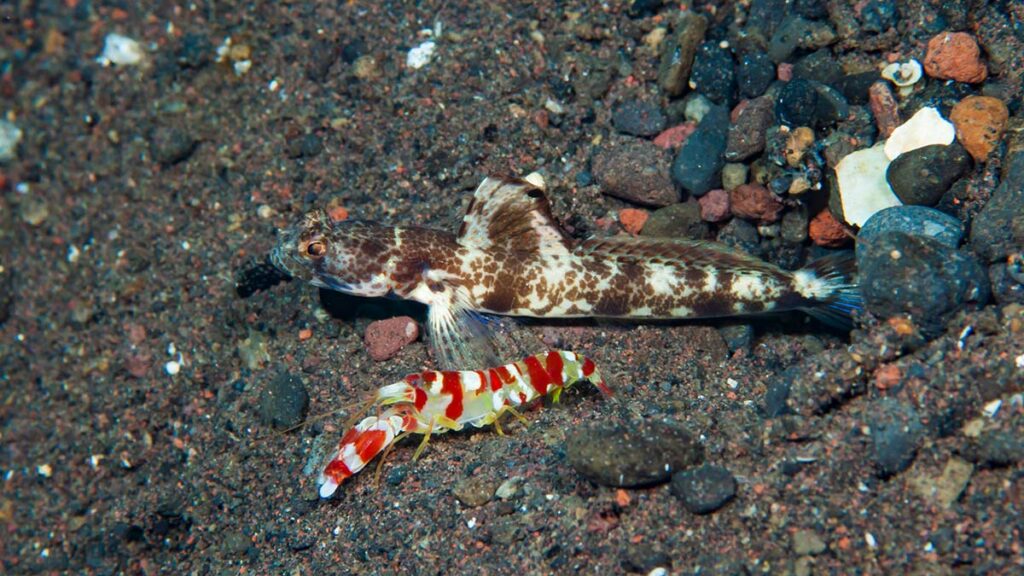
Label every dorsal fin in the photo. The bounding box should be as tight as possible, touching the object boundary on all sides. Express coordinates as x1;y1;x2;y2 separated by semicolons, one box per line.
576;236;783;274
457;176;573;254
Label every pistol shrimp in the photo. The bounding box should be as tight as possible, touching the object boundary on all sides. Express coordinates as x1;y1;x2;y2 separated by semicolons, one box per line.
317;350;610;498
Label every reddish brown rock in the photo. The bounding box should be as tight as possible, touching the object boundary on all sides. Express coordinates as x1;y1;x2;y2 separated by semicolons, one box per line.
869;81;901;138
949;95;1009;162
923;32;987;84
592;139;679;207
809;209;851;247
729;183;782;223
618;208;649;235
697;189;730;223
653;122;697;149
365;316;419;361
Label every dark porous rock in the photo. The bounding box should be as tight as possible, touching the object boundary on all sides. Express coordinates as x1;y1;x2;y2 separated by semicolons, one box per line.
671;104;729;196
150;126;197;165
641;201;710;240
725;96;775;161
628;0;664;18
175;33;213;69
988;262;1024;305
778;348;867;416
306;37;340;82
970;147;1024;263
768;16;836;63
669;464;737;514
809;81;849;126
868;398;924;478
859;232;989;330
776;79;848;128
962;429;1024;468
622;543;671;573
0;267;13;325
566;419;704;487
593;139;679;207
658;12;708;97
886;143;972;206
835;71;881;105
737;52;775;99
857;206;964;259
775;79;818;127
286;133;324;159
717;218;764;258
258;372;310;430
689;41;736;104
793;49;842;86
612;100;667;137
795;0;828;18
859;0;898;34
718;324;754;354
781;206;809;244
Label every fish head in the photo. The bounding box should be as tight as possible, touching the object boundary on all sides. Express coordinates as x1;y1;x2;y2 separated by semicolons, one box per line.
272;210;396;297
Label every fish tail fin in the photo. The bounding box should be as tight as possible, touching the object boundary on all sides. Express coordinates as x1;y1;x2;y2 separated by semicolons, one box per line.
790;252;862;329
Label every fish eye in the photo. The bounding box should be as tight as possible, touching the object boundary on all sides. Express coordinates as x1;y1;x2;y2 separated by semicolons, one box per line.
303;240;327;258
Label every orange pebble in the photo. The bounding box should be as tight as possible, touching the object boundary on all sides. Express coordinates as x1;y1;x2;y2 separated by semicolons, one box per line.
615;489;631;507
618;208;648;235
328;206;349;222
298;328;313;341
874;364;902;390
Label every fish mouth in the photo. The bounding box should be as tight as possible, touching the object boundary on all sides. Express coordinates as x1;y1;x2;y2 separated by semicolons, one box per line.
270;226;300;278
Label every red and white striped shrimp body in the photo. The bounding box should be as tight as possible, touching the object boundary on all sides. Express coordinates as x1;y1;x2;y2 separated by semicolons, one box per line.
318;409;418;498
375;349;610;432
317;350;609;498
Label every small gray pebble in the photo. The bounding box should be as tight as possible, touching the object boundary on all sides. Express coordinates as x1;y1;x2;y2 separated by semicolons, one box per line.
670;464;737;514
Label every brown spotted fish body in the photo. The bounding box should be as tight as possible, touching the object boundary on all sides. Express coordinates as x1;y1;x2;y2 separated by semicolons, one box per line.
273;175;860;368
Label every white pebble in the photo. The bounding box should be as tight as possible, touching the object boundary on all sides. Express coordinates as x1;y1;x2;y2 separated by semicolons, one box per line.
0;119;22;162
66;245;81;264
983;399;1002;419
165;359;181;375
96;33;146;67
406;40;436;69
37;463;53;478
865;531;878;548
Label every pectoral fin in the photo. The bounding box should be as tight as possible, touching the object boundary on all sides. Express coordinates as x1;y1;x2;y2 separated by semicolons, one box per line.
427;290;507;370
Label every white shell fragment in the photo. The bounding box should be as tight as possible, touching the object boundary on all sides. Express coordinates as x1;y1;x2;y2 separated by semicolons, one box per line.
884;107;955;161
835;143;902;227
523;171;546;190
881;59;922;88
406;40;436;69
96;33;146;67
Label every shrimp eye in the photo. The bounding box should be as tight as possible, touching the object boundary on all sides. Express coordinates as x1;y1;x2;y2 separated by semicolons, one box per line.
304;240;327;258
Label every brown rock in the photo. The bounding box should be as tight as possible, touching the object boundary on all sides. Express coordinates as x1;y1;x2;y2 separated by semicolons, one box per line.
949;96;1009;162
729;183;782;223
618;208;649;235
808;209;850;247
923;32;987;84
592;139;679;207
697;188;730;222
868;81;900;138
365;316;419;361
725;96;775;162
